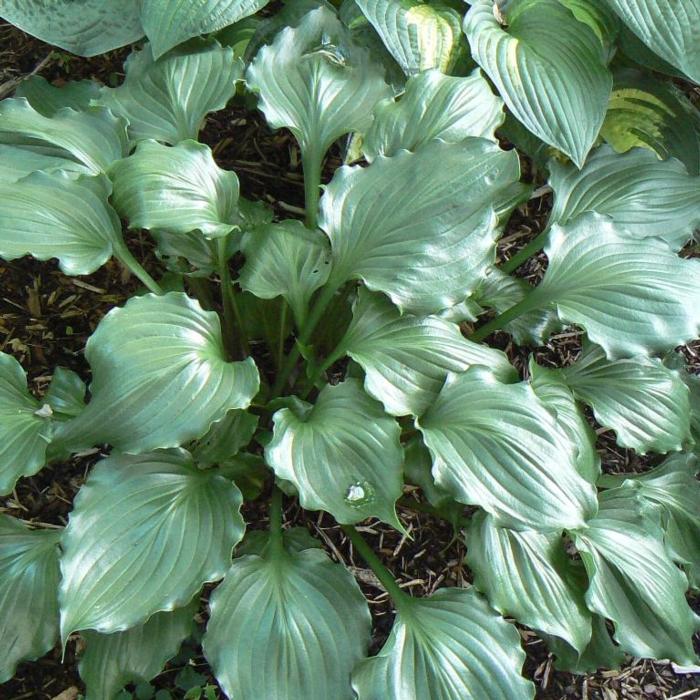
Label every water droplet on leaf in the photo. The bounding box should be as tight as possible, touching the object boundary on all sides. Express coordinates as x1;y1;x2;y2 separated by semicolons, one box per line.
344;480;375;507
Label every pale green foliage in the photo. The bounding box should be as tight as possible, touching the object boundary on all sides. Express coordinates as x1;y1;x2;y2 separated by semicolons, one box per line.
1;1;699;697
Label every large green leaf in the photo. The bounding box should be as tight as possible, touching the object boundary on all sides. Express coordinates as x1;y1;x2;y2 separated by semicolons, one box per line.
338;289;516;417
418;367;598;530
265;379;404;527
238;221;331;326
45;367;87;421
352;587;534;699
16;76;101;117
0;172;124;276
246;7;390;165
54;293;259;453
467;512;591;653
473;268;562;346
320;138;521;314
527;213;700;358
571;488;698;664
0;1;143;56
0;145;88;185
203;547;371;700
355;0;465;74
110;140;240;239
604;0;700;83
0;353;52;495
363;68;504;161
59;450;245;638
561;342;690;454
190;409;258;467
0;99;128;174
80;603;195;700
99;42;242;144
141;0;270;58
549;145;700;251
528;360;600;484
0;517;61;683
464;0;611;167
600;69;700;175
600;453;700;589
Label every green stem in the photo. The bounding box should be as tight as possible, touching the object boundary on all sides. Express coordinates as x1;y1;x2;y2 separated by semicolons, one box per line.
269;486;284;555
341;525;412;610
499;229;550;274
300;345;345;400
113;240;163;295
469;293;542;343
277;301;289;372
272;280;340;396
217;238;249;358
302;146;322;230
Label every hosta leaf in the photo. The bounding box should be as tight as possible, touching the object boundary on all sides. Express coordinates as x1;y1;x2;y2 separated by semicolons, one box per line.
0;99;128;174
54;292;259;453
204;547;371;700
601;69;700;175
355;0;465;74
549;145;700;251
99;42;242;144
190;409;258;466
543;615;625;674
16;76;101;117
265;379;404;527
0;353;52;495
618;25;685;79
528;213;700;358
403;438;457;512
321;139;521;314
473;268;562;346
45;367;86;420
0;517;61;683
339;289;517;417
80;603;195;700
572;488;697;664
0;145;89;185
600;454;700;589
561;342;690;453
465;0;612;167
418;367;598;530
557;0;620;51
362;68;504;161
352;587;534;700
110;140;240;239
604;0;700;83
467;512;592;653
528;360;600;484
0;172;123;276
246;7;390;164
238;221;331;326
0;1;143;56
59;450;245;637
141;0;270;59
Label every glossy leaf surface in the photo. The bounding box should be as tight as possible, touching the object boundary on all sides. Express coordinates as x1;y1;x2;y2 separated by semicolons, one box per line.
204;547;371;700
363;68;503;161
266;379;404;527
0;353;52;495
59;450;245;637
530;214;700;358
321;139;520;314
55;293;259;453
100;42;242;144
465;0;611;167
340;289;516;417
352;587;534;700
418;367;598;530
110;140;240;238
0;517;61;683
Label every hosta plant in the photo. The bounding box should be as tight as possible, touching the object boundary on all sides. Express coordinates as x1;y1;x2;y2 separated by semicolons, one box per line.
1;0;700;698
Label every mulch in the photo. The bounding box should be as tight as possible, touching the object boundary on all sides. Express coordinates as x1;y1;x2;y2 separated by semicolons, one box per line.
0;19;699;700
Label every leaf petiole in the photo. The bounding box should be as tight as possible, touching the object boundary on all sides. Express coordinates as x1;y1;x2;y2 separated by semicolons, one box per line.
469;294;542;343
499;229;550;274
112;239;164;295
217;238;249;359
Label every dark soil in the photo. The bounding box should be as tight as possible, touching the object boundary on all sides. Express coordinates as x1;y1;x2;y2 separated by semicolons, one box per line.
1;19;699;700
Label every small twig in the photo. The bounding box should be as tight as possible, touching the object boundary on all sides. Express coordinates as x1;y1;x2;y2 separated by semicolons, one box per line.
0;52;53;100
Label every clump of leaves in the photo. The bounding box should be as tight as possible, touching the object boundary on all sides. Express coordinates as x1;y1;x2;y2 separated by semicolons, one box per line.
1;1;700;698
